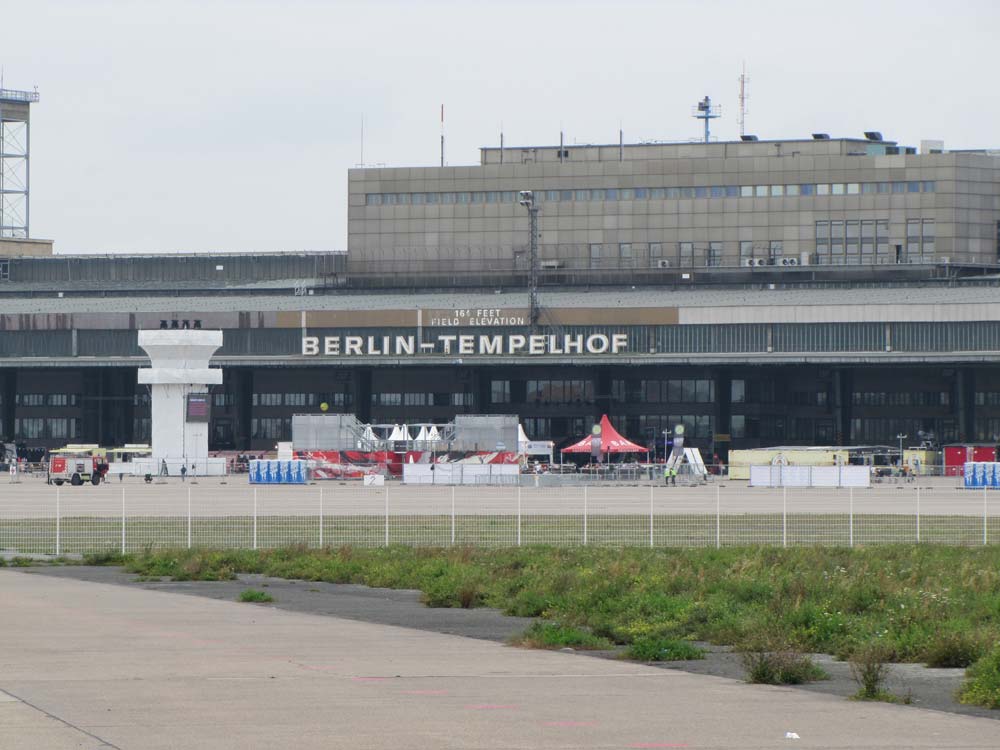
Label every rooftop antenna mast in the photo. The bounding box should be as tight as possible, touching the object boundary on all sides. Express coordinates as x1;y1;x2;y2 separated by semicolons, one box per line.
692;95;720;143
738;63;750;137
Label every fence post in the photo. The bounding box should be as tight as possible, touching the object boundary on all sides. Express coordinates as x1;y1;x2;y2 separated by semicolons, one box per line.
253;488;258;550
450;485;456;546
319;485;324;548
649;485;654;548
516;485;522;547
916;486;921;544
121;487;126;556
984;487;989;547
782;486;787;548
583;485;588;546
715;484;721;549
55;486;60;556
849;487;854;548
187;485;192;549
384;483;389;547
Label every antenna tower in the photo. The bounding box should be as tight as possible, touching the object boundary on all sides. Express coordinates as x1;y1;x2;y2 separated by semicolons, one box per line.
691;96;720;143
738;63;750;137
0;83;39;238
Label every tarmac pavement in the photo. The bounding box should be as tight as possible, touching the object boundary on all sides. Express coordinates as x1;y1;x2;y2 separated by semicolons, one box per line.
2;569;999;749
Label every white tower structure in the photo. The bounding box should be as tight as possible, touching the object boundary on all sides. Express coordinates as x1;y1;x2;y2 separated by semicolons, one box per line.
137;329;224;476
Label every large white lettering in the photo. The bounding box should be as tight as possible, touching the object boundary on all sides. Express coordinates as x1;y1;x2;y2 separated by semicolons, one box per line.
586;334;610;354
345;336;363;355
479;335;503;354
300;332;629;357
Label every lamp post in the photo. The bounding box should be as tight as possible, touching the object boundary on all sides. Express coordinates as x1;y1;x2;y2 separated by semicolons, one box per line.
662;429;672;463
896;433;907;468
518;190;540;332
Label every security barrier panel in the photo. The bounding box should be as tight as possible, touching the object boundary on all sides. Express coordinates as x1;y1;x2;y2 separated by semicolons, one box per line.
964;462;1000;489
249;459;310;484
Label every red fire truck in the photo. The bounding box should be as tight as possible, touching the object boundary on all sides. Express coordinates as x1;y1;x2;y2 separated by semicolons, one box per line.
47;454;109;486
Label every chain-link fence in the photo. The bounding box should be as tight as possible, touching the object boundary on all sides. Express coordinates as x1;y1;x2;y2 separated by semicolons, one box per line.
2;481;998;555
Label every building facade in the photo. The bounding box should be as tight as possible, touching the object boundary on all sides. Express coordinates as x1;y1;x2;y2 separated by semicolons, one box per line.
3;134;1000;458
348;136;1000;273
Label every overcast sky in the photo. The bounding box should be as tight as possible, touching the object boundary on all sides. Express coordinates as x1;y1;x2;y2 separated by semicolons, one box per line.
3;0;997;254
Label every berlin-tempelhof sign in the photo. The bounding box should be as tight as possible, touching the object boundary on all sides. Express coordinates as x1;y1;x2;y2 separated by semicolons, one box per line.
301;333;629;357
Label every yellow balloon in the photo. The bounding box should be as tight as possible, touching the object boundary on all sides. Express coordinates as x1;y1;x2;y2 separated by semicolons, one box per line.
320;402;329;412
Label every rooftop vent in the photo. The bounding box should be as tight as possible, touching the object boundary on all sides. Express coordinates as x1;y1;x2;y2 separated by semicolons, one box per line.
740;134;758;142
812;133;830;140
864;131;883;141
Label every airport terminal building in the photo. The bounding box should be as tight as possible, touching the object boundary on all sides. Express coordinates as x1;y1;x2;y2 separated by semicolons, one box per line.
3;132;1000;458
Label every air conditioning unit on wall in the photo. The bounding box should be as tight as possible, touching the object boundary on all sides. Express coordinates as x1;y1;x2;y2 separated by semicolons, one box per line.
655;259;671;269
780;257;799;266
742;258;757;267
539;259;564;269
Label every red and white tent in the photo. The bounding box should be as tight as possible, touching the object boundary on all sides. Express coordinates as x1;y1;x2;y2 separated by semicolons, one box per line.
561;414;647;455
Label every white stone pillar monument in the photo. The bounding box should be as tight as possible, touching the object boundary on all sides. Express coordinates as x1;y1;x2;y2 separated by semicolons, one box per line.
137;330;224;476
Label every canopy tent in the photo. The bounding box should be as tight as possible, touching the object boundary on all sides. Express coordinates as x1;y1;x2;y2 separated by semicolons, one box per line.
561;414;648;457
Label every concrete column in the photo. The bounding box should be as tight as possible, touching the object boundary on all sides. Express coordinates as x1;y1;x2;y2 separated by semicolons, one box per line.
714;369;732;462
834;368;853;445
959;368;975;442
1;370;15;441
595;367;612;420
354;367;372;424
236;369;253;450
474;368;490;413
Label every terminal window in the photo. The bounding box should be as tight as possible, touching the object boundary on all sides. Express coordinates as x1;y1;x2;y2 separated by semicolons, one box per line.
491;380;511;404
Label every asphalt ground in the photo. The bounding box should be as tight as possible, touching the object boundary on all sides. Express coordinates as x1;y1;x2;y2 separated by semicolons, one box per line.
1;564;996;750
1;474;992;517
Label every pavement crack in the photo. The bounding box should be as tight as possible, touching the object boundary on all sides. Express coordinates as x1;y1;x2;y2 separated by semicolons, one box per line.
0;686;124;749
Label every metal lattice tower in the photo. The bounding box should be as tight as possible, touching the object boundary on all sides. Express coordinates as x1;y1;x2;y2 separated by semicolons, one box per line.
0;86;39;238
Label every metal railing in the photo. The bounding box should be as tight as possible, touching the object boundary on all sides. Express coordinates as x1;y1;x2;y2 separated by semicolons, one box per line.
1;481;997;555
0;88;40;103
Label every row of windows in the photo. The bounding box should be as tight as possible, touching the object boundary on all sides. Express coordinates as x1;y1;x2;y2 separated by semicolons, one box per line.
613;379;715;404
16;394;79;407
639;414;714;440
527;379;595;404
252;417;291;440
732;379;777;404
851;417;957;445
975;392;1000;407
372;392;472;407
365;181;936;207
852;391;950;407
252;392;352;408
975;418;1000;442
14;417;81;440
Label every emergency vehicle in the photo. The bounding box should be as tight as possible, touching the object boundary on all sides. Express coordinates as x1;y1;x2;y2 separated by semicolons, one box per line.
47;454;108;486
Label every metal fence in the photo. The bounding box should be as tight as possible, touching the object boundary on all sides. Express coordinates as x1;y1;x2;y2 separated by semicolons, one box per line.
1;482;999;555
